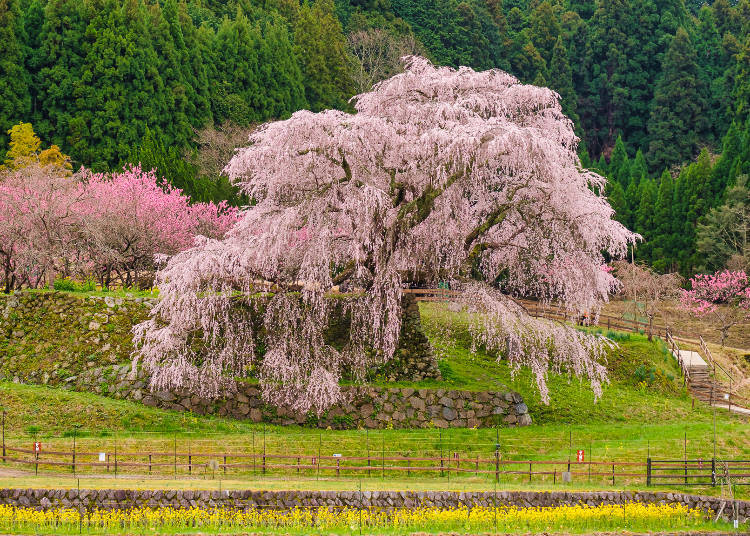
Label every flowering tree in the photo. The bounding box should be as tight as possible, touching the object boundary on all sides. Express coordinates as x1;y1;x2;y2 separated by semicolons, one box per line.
0;165;84;291
79;167;238;288
612;261;682;340
681;270;750;346
0;165;237;292
134;57;637;413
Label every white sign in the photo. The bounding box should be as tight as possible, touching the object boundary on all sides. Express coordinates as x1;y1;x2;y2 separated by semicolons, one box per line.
98;452;106;462
332;453;342;458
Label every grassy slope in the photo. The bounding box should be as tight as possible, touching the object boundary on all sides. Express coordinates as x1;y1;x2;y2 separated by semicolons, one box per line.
0;303;747;461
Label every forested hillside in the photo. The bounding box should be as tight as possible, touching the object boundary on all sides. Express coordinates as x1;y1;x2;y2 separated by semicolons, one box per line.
1;0;749;275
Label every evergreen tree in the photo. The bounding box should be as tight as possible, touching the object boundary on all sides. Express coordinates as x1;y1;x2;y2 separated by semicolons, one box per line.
629;148;648;187
651;169;675;272
581;0;632;155
294;0;354;112
608;135;630;187
695;5;725;145
71;0;171;169
35;0;88;158
606;179;629;227
733;35;750;125
164;0;212;128
529;1;560;65
548;35;579;127
22;0;44;124
634;177;657;262
647;28;705;173
711;121;743;199
0;0;30;151
147;1;193;150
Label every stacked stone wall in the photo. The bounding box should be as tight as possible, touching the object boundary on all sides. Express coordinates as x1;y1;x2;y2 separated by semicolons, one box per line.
63;363;531;429
0;489;746;523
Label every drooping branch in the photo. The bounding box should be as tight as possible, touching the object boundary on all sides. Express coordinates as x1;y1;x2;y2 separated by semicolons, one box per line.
135;56;638;413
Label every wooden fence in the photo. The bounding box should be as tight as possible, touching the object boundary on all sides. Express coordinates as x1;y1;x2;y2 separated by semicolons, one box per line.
2;446;749;487
403;288;673;338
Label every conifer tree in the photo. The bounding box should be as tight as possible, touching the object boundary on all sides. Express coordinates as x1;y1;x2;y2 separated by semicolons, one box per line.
582;0;632;155
695;6;725;144
634;178;658;262
0;0;30;151
608;135;630;187
548;35;578;127
651;169;675;271
629;148;648;187
606;179;629;227
72;0;170;169
529;1;560;65
711;121;743;199
294;0;355;112
647;28;705;173
35;0;88;158
733;35;750;125
147;1;192;150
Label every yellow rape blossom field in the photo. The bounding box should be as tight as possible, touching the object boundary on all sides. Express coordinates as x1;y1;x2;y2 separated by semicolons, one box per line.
0;501;732;534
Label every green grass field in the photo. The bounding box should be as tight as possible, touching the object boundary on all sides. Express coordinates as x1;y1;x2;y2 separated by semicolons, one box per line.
0;302;747;501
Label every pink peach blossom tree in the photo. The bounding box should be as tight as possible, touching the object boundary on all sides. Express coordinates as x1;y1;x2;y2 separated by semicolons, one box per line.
78;166;238;288
0;164;238;292
134;57;638;413
681;269;750;346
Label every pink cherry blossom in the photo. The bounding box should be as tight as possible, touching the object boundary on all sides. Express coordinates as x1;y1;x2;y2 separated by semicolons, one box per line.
134;57;638;413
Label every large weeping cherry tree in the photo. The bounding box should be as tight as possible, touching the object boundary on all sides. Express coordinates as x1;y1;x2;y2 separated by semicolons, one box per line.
134;57;638;413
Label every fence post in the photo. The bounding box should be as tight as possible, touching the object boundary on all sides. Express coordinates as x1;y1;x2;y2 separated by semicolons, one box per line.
529;461;532;483
148;454;151;475
711;458;716;487
611;463;615;485
646;457;651;486
494;450;499;482
224;455;227;476
439;429;444;477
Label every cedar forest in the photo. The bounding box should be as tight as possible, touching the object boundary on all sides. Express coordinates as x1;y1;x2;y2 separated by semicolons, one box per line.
1;0;749;277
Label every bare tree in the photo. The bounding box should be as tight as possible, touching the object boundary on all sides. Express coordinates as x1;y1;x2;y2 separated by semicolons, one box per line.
613;261;683;340
190;121;256;179
347;29;424;93
697;174;750;272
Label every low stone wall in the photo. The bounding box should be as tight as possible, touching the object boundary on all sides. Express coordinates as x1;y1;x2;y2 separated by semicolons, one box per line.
0;291;153;383
63;363;531;429
0;489;746;522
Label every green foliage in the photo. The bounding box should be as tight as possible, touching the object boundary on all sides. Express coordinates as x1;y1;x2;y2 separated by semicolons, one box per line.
294;0;353;112
0;0;30;150
0;0;746;278
647;28;705;172
53;277;96;292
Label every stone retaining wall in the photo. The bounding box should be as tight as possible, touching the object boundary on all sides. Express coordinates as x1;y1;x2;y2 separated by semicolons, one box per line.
63;363;532;429
3;290;531;429
0;489;746;523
